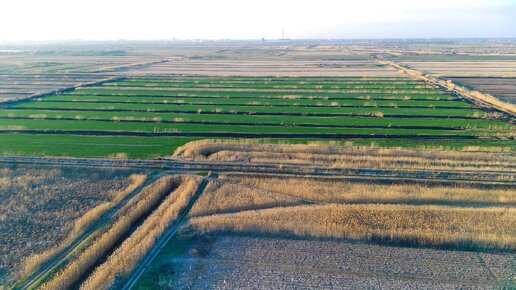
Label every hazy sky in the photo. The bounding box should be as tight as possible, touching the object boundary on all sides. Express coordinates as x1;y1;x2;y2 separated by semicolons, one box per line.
0;0;515;41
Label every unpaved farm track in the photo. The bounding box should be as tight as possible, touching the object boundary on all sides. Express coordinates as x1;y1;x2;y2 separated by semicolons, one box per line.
0;156;514;186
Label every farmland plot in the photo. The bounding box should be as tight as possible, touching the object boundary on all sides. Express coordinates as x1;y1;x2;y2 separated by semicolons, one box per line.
1;76;514;158
137;235;514;289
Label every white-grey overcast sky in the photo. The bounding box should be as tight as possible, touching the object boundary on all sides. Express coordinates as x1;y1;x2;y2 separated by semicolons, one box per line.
0;0;515;41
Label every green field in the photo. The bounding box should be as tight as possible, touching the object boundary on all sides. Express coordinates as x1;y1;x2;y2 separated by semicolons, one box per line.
72;88;454;100
40;95;472;108
0;76;514;158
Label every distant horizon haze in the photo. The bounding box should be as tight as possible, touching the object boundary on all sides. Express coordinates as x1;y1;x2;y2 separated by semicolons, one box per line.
0;0;514;41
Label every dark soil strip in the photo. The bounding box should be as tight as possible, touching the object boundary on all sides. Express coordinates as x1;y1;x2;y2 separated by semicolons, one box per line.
4;107;482;119
38;100;469;109
0;130;483;139
0;116;464;130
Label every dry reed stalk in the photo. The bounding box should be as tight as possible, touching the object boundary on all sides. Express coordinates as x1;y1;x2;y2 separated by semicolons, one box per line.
189;204;516;250
80;176;201;290
220;175;516;205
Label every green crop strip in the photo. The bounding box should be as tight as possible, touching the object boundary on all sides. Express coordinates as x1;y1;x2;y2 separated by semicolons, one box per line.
0;119;506;137
0;134;513;159
11;102;485;118
1;76;513;158
69;89;455;100
1;109;507;129
42;95;471;108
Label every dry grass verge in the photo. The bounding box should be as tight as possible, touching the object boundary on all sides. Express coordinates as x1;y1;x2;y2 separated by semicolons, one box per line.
40;175;182;290
220;175;516;205
189;180;303;217
175;140;515;173
188;204;516;250
80;176;201;290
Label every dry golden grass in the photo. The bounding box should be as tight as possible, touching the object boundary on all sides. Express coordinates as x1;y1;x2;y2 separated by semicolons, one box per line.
188;204;516;250
0;166;138;287
189;180;303;217
40;175;181;290
220;175;516;205
80;176;201;290
21;174;146;276
175;140;515;173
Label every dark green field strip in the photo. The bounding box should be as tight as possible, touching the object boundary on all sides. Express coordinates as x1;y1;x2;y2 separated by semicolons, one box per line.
11;101;487;118
1;110;508;129
0;130;494;141
68;89;456;101
0;116;468;131
43;95;471;108
0;133;198;158
0;119;504;137
1;134;513;159
99;85;440;95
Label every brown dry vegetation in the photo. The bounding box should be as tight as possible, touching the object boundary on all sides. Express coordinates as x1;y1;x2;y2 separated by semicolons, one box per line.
188;204;516;250
0;165;139;286
220;175;516;205
80;176;201;290
40;175;183;290
189;180;303;217
22;174;147;277
175;140;516;173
